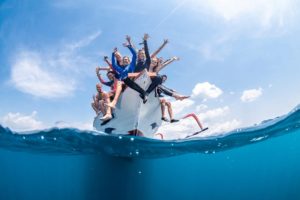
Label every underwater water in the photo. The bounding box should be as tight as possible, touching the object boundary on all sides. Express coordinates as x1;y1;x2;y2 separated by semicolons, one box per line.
0;105;300;200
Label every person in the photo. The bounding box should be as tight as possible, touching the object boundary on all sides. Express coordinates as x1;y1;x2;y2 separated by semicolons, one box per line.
134;34;151;73
96;67;114;89
148;55;182;122
110;45;148;102
149;56;180;73
91;83;113;121
132;34;164;102
157;75;189;123
160;99;177;123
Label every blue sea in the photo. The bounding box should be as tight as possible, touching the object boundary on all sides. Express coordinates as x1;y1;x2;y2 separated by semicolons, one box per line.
0;105;300;200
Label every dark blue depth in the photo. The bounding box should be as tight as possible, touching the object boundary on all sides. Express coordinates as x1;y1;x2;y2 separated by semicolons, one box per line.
0;105;300;200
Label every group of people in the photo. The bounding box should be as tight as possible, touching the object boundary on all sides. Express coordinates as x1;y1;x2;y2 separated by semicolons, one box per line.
91;34;189;125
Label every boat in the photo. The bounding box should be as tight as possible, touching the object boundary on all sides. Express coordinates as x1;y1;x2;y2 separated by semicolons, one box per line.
93;70;162;138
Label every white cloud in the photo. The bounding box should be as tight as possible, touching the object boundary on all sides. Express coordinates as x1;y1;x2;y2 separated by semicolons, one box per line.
66;30;101;52
192;82;223;99
192;0;297;30
206;119;241;135
184;0;298;61
241;88;263;102
196;104;208;112
200;106;230;121
157;106;241;140
54;120;93;130
170;99;195;116
11;52;76;98
0;111;93;132
10;31;100;98
1;111;44;131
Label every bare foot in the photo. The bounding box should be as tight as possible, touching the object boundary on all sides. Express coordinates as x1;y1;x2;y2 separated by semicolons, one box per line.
100;114;112;121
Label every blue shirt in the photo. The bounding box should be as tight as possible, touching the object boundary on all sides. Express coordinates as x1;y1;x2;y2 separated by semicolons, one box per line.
111;46;137;80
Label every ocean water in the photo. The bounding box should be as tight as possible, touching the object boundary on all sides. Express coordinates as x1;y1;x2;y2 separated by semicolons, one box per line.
0;105;300;200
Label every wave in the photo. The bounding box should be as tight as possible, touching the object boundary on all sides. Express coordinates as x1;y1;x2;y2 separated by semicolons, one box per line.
1;105;300;158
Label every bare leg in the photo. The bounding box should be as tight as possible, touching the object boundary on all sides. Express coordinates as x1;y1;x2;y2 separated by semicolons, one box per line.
91;102;99;115
101;93;112;121
160;99;168;121
106;81;122;109
166;102;173;120
99;100;105;115
166;101;179;123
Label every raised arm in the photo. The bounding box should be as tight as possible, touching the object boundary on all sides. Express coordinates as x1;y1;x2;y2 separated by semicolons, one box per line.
97;67;110;71
104;56;113;68
96;67;110;85
125;35;137;52
143;33;151;68
111;48;124;74
151;39;168;58
127;45;137;73
156;56;179;72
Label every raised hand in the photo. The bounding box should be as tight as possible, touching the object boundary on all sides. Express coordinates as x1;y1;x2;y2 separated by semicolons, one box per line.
113;47;118;53
126;35;131;43
122;42;129;47
173;56;180;61
103;56;108;61
143;33;149;41
164;39;169;44
158;57;164;63
96;67;100;74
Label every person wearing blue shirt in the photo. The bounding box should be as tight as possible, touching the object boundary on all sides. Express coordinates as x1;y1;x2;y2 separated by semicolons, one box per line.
111;45;148;102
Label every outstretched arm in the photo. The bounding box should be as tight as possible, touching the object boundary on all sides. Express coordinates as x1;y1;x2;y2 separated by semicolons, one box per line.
143;33;151;68
125;35;137;52
125;44;137;73
151;39;168;58
104;56;113;69
111;48;124;74
97;66;110;71
156;56;179;72
96;67;109;85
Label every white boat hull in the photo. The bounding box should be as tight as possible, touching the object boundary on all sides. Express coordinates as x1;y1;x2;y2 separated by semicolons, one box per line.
93;70;162;138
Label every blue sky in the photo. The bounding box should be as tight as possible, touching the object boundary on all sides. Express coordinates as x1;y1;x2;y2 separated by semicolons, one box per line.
1;0;300;134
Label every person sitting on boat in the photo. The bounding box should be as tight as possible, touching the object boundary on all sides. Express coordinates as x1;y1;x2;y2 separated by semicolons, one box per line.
96;67;114;89
91;83;113;121
109;45;148;103
96;66;121;96
133;34;164;102
158;75;189;122
149;56;180;73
